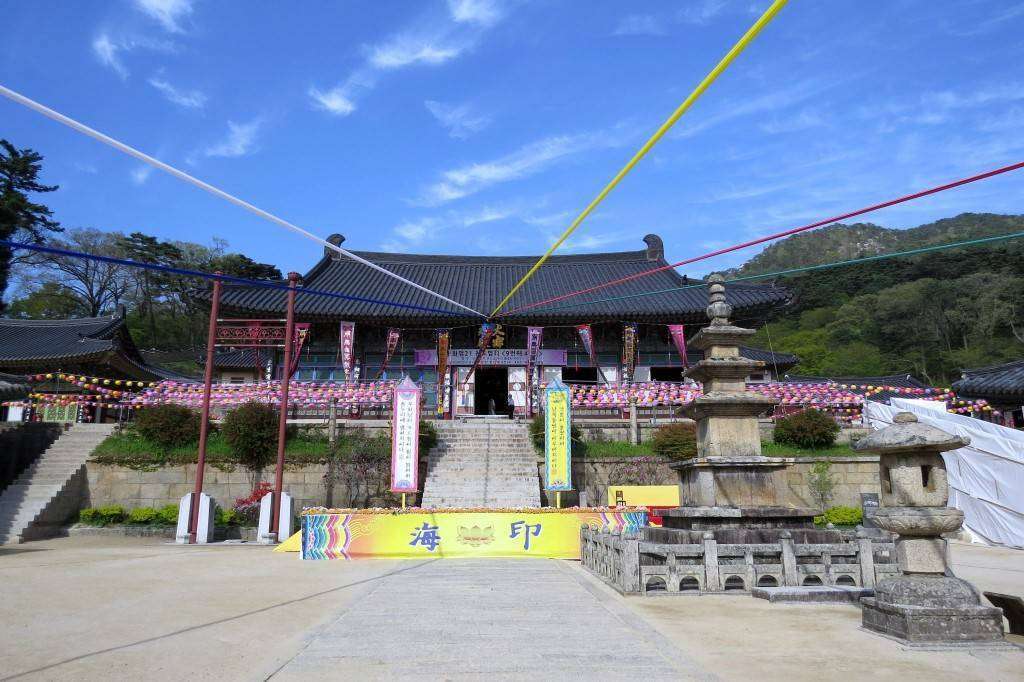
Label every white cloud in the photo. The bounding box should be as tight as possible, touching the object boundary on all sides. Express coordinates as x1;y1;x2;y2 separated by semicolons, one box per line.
523;210;572;228
678;0;727;25
74;162;98;174
309;85;358;116
91;32;176;79
130;165;153;185
447;0;503;27
203;119;262;158
674;78;843;139
134;0;194;33
311;2;508;117
368;36;462;69
395;218;433;242
92;33;128;79
555;230;633;253
424;100;490;139
422;129;628;204
758;109;825;134
148;76;207;108
920;83;1024;111
613;14;666;37
458;205;514;226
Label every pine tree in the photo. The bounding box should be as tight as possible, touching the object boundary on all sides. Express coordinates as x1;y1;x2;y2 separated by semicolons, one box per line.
0;139;62;311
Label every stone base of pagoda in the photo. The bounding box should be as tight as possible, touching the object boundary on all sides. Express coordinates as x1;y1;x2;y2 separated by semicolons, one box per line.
671;455;803;506
862;575;1007;647
658;505;819;531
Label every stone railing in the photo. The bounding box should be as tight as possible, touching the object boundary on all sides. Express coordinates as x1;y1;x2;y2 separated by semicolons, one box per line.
581;526;899;595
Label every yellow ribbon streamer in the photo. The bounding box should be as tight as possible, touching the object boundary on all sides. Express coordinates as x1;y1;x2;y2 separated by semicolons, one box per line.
489;0;789;318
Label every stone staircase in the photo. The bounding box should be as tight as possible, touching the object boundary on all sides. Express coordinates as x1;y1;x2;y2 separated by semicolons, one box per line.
421;419;541;508
0;423;115;544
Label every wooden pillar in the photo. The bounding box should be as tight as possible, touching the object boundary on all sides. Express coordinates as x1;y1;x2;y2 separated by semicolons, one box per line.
189;275;221;544
271;272;299;537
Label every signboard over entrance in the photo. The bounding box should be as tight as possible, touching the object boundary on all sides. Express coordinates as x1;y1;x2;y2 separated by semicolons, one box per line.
415;348;567;366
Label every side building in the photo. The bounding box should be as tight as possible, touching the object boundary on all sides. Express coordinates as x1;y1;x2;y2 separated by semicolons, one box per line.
216;234;794;416
0;309;188;422
953;359;1024;427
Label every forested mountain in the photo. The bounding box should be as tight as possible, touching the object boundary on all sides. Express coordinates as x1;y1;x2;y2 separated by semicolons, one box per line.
743;214;1024;384
732;213;1024;277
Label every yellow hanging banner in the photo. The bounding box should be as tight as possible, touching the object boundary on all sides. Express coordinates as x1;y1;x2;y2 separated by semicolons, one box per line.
545;379;572;492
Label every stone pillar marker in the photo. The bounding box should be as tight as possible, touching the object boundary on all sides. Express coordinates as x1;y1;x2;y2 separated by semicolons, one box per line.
854;412;1006;646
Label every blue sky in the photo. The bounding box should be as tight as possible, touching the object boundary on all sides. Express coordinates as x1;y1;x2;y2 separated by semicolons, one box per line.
3;0;1024;278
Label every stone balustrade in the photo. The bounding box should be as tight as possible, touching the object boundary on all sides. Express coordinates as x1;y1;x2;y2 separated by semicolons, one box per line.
581;526;898;595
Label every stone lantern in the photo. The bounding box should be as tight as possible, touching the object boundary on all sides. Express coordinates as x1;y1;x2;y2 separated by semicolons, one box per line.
853;412;1005;646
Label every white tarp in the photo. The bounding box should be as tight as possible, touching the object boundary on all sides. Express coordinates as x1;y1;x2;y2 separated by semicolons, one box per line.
863;398;1024;548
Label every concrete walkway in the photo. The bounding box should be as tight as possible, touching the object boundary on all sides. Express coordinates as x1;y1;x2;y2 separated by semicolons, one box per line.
1;537;1021;681
272;558;708;680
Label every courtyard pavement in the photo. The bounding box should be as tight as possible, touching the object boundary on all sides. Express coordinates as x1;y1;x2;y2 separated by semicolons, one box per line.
0;537;1021;681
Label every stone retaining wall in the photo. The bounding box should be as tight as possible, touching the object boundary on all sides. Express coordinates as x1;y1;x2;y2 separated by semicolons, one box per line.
86;453;879;514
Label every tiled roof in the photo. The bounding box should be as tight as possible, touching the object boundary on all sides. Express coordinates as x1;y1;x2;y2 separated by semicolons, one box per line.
0;372;28;400
217;234;791;325
0;313;190;381
210;349;260;369
952;359;1024;402
0;315;125;364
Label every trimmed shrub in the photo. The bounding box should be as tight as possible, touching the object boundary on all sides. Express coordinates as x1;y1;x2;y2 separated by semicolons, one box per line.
216;507;239;526
79;505;127;526
127;507;159;524
134;404;203;449
773;409;840;449
222;402;279;472
651;422;698;460
814;506;863;527
157;504;179;525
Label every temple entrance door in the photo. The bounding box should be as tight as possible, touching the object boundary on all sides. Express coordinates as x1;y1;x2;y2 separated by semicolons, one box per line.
474;367;508;415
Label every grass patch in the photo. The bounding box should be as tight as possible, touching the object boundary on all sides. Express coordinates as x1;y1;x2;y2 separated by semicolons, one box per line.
581;440;656;458
91;429;330;470
761;441;854;458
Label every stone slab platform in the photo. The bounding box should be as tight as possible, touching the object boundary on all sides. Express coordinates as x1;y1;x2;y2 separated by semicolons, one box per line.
752;586;874;604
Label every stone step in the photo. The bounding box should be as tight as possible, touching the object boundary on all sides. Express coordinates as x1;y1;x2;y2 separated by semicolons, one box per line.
0;423;110;544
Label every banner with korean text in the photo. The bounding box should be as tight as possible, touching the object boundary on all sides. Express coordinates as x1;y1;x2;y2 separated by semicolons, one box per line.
300;509;648;559
390;377;420;493
337;321;355;380
545;378;572;492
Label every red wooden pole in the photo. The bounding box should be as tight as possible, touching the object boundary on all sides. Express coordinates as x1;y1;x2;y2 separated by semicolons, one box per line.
271;272;299;537
190;275;222;544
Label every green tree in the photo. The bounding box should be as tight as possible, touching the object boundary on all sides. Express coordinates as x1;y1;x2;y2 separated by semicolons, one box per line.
6;282;82;318
0;140;62;312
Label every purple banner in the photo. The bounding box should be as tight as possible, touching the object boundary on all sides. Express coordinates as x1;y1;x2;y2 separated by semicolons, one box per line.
576;324;597;367
668;324;689;368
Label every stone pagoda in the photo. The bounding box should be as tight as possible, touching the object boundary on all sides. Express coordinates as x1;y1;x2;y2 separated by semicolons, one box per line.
854;412;1006;646
660;275;818;531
